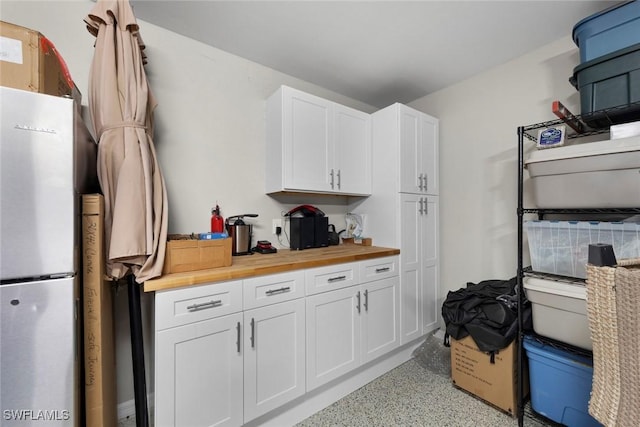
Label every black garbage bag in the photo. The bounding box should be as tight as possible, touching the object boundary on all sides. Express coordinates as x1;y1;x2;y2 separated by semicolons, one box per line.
441;277;531;355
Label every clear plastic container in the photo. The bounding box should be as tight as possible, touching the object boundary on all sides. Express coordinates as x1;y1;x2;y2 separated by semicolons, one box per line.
525;220;640;279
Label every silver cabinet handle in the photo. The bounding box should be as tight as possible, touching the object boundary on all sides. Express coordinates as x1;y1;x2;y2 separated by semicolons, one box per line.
418;173;424;191
330;169;335;189
424;198;429;215
418;198;424;215
328;275;346;283
250;318;255;348
236;322;241;353
375;267;390;273
266;286;291;296
337;169;341;189
187;299;222;311
364;289;368;312
356;291;361;314
424;174;428;192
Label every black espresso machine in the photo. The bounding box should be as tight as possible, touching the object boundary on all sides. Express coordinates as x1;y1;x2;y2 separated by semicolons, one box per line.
286;205;328;250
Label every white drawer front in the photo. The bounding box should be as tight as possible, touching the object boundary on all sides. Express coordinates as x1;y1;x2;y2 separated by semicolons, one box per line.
155;280;243;330
305;262;359;295
243;270;305;310
359;256;399;282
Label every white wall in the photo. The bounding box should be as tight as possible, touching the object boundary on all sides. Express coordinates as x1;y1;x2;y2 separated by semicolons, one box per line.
2;0;593;415
1;0;376;413
408;36;585;323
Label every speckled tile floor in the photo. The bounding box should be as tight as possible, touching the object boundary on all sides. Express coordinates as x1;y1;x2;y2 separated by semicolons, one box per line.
293;333;553;427
295;357;553;427
119;334;554;427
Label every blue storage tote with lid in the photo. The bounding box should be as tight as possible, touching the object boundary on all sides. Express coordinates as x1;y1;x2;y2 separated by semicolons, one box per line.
569;42;640;128
523;336;602;427
573;0;640;63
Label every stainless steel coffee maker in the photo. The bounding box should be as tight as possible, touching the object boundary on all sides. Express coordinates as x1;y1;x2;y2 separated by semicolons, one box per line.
225;214;258;255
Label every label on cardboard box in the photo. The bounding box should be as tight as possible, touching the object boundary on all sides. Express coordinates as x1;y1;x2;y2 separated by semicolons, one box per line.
450;335;524;416
0;35;23;64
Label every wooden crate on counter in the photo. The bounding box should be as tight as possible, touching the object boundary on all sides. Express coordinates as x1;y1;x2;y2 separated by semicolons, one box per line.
163;237;232;274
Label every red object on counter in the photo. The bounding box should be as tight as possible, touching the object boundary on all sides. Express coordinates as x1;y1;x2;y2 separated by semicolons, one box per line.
211;204;224;233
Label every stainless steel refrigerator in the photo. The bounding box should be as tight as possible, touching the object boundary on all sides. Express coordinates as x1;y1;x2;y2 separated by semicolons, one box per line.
0;86;98;426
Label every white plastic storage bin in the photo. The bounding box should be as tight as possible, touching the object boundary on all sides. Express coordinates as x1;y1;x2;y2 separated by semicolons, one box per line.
524;136;640;208
523;276;591;350
525;220;640;279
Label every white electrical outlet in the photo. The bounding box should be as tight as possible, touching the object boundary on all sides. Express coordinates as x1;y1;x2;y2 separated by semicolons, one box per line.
272;218;282;234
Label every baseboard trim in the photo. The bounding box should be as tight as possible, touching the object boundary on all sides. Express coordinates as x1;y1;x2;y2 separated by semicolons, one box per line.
117;393;154;422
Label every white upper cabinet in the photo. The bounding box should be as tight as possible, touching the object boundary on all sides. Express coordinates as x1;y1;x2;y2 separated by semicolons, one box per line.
266;86;371;196
333;104;372;195
398;104;439;195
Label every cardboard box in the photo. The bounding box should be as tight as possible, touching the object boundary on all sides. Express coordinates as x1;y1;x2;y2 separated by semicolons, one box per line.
0;20;80;103
450;335;527;416
163;238;232;274
82;194;117;427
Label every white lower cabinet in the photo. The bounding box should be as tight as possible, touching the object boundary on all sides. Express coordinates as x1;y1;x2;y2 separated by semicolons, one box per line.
361;276;400;363
155;312;244;427
306;258;400;391
306;286;361;391
243;298;306;422
155;257;400;426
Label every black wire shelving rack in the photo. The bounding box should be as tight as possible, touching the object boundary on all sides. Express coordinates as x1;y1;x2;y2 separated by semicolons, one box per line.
516;104;640;427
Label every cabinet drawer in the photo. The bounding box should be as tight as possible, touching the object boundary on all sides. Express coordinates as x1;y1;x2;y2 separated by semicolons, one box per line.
360;256;399;282
243;270;305;310
155;280;242;331
305;262;359;295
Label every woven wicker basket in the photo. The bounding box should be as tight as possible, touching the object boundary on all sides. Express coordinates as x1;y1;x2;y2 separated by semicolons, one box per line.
586;258;640;427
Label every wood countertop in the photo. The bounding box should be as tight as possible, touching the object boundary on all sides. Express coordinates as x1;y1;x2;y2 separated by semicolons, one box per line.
144;245;400;292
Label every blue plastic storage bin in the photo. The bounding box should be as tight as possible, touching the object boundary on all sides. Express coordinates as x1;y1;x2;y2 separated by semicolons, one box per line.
523;336;602;427
573;0;640;63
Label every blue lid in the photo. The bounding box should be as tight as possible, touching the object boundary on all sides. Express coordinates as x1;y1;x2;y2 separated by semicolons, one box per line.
523;336;593;371
572;1;638;46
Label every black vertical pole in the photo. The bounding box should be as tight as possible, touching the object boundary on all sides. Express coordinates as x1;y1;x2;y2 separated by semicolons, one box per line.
128;274;149;427
517;126;525;427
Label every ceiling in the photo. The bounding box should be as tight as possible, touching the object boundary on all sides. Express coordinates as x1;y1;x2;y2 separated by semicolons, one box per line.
129;0;617;108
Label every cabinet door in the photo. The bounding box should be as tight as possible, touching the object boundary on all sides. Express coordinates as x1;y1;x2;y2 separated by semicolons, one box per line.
399;194;439;342
283;88;333;192
243;299;306;422
420;114;439;195
155;313;243;427
421;196;439;333
334;104;372;195
306;287;360;391
399;106;422;193
399;194;422;344
361;276;400;363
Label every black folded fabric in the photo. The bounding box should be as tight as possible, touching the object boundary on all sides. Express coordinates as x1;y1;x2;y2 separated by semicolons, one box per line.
442;277;531;354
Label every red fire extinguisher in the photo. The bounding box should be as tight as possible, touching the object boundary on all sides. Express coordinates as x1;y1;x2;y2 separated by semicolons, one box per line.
211;204;224;233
